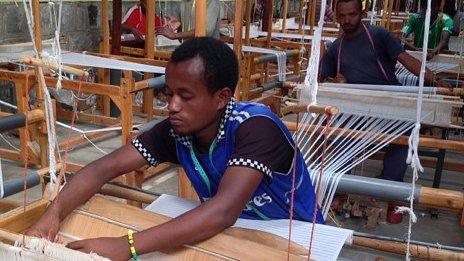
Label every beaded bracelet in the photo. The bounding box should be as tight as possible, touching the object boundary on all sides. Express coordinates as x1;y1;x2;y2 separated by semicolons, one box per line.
127;229;138;260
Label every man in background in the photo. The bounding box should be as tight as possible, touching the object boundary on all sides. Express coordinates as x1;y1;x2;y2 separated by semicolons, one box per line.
122;0;164;41
156;0;221;40
402;0;454;59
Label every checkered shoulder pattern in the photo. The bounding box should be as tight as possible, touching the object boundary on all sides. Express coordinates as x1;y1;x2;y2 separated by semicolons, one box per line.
131;138;158;166
227;158;273;179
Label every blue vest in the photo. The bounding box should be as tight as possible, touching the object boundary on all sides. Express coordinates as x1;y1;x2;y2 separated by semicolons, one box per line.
173;101;324;223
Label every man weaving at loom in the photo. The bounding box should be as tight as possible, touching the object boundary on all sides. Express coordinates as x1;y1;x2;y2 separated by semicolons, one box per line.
402;0;454;59
122;0;164;41
319;0;448;217
26;37;323;260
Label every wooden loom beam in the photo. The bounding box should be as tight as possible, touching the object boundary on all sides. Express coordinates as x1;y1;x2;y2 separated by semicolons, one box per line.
68;196;307;260
353;236;464;260
233;0;244;100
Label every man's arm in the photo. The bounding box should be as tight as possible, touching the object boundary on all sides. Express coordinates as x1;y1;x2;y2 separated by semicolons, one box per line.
67;166;263;259
134;167;262;252
401;15;419;51
26;144;148;240
402;37;420;51
428;30;451;59
397;52;449;87
318;44;337;83
122;23;145;40
156;26;195;40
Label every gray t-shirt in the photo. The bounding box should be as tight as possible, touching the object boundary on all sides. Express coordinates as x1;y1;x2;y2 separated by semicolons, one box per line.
453;12;464;36
173;0;221;39
320;25;404;85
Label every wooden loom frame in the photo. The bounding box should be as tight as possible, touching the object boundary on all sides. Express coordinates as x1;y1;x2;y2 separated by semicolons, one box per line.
0;161;463;260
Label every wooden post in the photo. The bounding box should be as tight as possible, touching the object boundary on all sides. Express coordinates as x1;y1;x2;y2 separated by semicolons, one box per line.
120;77;140;207
386;0;394;30
112;0;122;55
15;80;41;166
281;0;289;32
309;0;317;35
195;0;207;36
233;0;244;100
31;0;49;167
101;0;111;116
263;0;273;48
241;55;253;100
178;167;199;201
298;0;306;34
143;0;156;121
244;0;253;45
120;78;134;145
32;0;42;54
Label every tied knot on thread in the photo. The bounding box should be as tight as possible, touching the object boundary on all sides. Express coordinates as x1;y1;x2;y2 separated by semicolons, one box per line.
395;206;417;223
406;123;423;173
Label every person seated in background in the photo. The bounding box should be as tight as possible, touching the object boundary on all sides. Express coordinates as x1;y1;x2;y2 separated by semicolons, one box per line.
319;0;449;223
156;0;221;40
122;0;164;41
401;0;454;59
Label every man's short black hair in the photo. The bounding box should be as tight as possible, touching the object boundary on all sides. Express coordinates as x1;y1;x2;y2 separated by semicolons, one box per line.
170;37;239;94
336;0;363;12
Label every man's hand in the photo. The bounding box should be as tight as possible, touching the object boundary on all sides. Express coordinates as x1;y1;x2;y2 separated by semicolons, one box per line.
426;49;438;60
24;209;60;242
165;15;181;30
156;26;177;40
435;79;451;88
67;236;131;261
131;28;145;41
334;73;347;83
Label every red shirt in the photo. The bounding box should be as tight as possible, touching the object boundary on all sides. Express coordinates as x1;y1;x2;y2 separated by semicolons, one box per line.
122;5;163;35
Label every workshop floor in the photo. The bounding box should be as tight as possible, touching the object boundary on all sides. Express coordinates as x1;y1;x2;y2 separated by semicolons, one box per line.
0;118;463;260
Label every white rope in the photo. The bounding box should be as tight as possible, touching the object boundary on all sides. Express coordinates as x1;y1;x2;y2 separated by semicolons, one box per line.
47;0;64;89
402;0;432;259
302;0;328;105
21;0;58;184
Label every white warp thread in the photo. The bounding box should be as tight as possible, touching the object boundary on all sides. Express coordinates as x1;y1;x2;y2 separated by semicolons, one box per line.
228;44;288;82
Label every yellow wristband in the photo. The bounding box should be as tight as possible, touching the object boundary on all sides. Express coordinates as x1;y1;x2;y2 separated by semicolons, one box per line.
127;230;138;260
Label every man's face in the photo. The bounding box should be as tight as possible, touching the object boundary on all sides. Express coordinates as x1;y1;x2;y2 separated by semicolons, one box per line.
164;56;227;136
420;1;440;17
336;1;362;34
